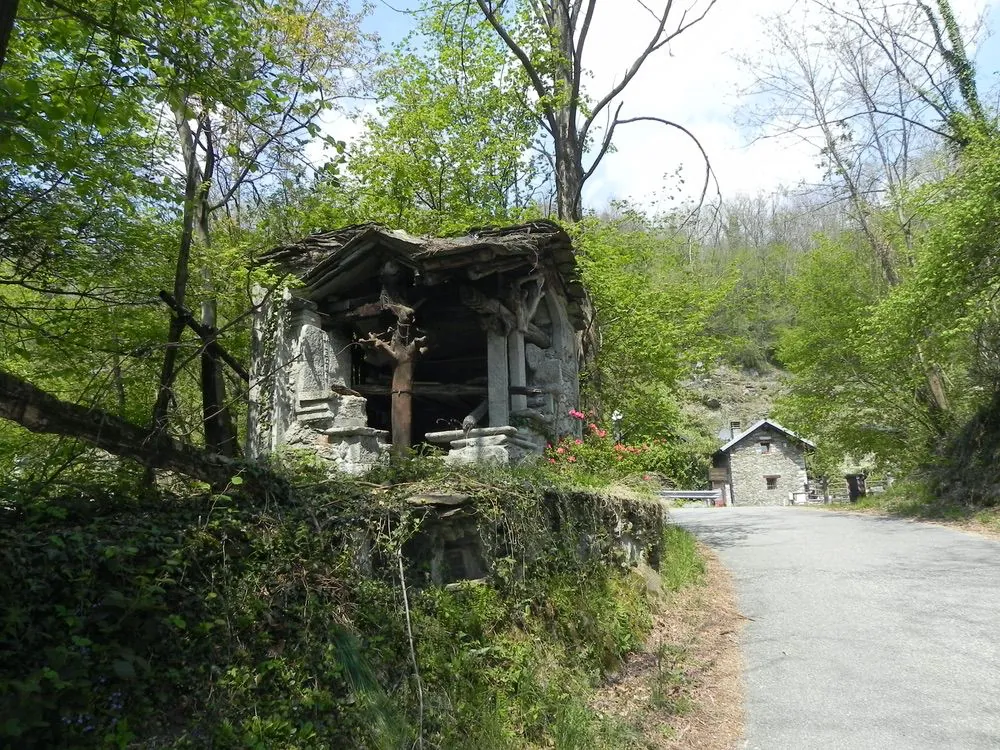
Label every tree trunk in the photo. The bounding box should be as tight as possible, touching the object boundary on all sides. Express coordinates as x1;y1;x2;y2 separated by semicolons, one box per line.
361;291;426;460
150;120;199;433
552;0;583;223
0;369;265;490
554;120;583;222
391;358;414;457
199;285;238;457
0;0;19;73
153;104;238;457
192;115;237;457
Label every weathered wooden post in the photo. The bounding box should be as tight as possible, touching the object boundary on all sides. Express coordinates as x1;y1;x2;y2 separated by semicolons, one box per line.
361;298;427;459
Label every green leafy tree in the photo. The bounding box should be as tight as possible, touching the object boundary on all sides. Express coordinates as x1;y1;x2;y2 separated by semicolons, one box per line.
774;235;908;471
574;208;726;440
0;0;373;481
348;4;544;234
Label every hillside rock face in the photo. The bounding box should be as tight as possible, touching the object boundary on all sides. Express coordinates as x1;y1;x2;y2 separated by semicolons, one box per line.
680;364;787;443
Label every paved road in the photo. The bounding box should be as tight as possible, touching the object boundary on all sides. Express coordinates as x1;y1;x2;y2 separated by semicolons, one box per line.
670;506;1000;750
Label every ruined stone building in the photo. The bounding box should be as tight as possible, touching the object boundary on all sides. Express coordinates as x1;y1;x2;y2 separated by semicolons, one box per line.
247;221;587;473
710;418;814;506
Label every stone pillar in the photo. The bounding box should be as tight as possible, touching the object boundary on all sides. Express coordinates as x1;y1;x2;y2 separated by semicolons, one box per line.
508;329;527;413
328;328;353;387
544;289;582;439
247;284;282;457
248;288;299;455
487;330;510;427
293;303;333;420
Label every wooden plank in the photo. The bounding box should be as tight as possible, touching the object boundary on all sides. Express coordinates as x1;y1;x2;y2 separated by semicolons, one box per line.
354;382;487;398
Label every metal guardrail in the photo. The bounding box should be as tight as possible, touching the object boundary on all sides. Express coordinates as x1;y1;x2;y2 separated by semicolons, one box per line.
658;490;723;506
659;490;722;499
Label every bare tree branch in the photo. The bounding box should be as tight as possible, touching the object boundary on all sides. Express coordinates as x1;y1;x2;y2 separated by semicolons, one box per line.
580;0;717;147
614;115;720;222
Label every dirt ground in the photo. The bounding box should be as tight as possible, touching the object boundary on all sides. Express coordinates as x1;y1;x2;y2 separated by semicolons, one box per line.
592;544;745;749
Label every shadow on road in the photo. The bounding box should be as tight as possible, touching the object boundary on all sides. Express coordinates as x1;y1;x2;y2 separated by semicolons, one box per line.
667;511;778;549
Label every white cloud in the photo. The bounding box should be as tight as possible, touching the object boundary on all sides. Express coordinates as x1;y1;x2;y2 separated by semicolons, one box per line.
337;0;998;211
575;0;998;209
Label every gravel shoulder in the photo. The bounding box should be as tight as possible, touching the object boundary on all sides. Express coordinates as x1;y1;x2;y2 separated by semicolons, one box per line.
593;543;745;749
671;506;1000;750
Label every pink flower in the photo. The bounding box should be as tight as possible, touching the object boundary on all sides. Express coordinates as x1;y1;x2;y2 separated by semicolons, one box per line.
568;409;585;420
567;456;577;463
574;439;583;445
549;458;557;464
643;474;651;481
597;429;607;438
556;446;566;454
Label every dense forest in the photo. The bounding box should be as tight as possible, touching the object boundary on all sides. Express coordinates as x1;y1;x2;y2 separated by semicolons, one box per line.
3;0;1000;744
3;0;999;498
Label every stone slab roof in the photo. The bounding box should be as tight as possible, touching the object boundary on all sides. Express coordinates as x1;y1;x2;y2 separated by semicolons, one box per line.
718;418;816;454
260;220;586;308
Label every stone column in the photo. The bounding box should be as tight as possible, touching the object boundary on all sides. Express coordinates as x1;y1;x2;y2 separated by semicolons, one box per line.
293;302;332;420
508;329;527;413
247;284;286;457
544;289;581;439
487;329;510;427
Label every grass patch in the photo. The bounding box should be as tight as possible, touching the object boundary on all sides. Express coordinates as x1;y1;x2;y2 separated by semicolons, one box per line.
649;642;694;717
825;480;1000;536
661;525;706;592
590;536;745;749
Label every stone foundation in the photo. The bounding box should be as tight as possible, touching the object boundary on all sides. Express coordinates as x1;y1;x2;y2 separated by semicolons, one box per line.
321;426;390;475
425;426;543;465
399;486;666;588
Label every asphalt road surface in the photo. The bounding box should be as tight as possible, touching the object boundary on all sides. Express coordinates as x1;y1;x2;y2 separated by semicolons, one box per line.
670;506;1000;750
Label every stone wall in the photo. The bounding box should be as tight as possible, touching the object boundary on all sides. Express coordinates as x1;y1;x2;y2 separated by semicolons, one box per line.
399;488;666;588
248;291;388;474
728;428;808;506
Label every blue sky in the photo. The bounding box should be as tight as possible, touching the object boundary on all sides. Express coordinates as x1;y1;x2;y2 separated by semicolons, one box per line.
361;1;420;45
341;0;1000;209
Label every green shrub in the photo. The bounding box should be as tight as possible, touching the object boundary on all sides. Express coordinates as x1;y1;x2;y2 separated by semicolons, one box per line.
542;412;707;489
0;464;660;749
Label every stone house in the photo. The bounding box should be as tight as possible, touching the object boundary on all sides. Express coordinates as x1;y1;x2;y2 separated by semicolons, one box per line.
247;221;587;473
710;418;815;506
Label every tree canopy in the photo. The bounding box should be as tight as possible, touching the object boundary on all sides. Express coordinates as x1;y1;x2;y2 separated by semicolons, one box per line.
3;0;1000;500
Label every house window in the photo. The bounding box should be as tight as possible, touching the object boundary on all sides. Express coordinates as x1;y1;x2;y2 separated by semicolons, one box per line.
765;476;779;490
729;420;742;436
759;439;772;454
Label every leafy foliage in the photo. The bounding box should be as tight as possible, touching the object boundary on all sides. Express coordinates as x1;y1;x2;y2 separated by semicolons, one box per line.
347;4;545;234
0;461;671;748
773;234;903;471
1;0;372;456
772;130;1000;485
574;210;727;441
543;410;708;489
